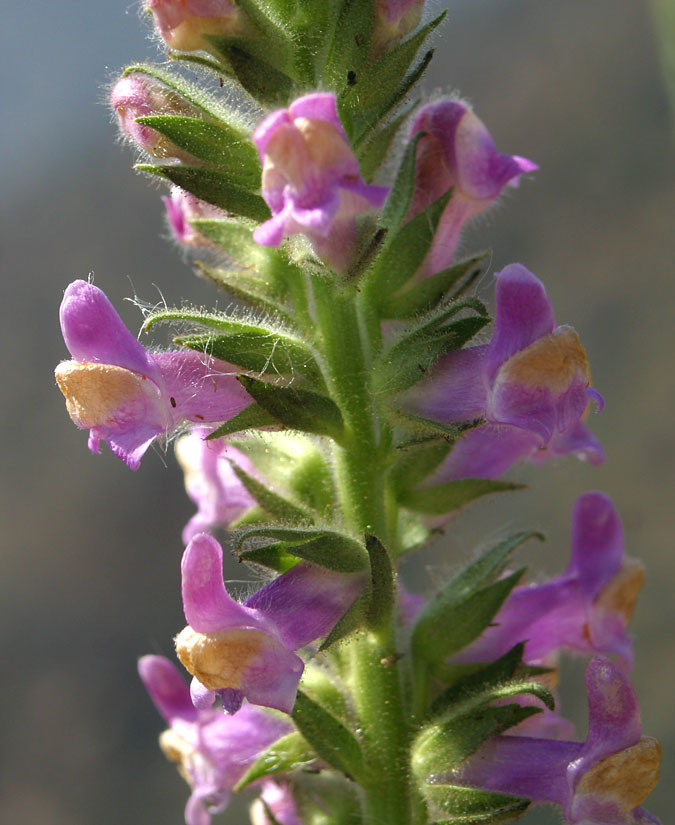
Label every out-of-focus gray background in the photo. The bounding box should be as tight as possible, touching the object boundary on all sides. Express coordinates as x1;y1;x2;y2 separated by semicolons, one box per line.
1;1;673;823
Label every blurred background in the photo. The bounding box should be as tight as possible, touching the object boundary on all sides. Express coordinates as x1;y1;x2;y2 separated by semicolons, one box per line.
1;1;673;823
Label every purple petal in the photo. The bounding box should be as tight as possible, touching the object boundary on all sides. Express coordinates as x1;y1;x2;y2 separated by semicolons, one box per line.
486;265;556;380
190;677;217;709
181;534;253;633
289;92;343;133
246;563;364;650
60;281;160;381
432;424;540;482
567;492;624;600
138;655;198;723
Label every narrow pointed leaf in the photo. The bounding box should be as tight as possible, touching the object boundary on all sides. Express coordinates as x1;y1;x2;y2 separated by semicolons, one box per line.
235;731;314;790
400;479;524;515
319;591;368;650
236;526;367;571
390;440;453;496
196;264;294;323
135;164;270;221
424;787;529;823
365;534;395;629
358;101;420;182
239;376;345;441
134;115;259;183
239;542;300;572
291;691;367;781
206;403;279;439
229;463;312;522
379;130;427;232
324;0;374;93
382;253;491;319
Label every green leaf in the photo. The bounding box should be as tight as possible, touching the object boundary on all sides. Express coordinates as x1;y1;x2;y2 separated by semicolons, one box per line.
420;570;526;665
343;12;446;141
236;526;368;572
379;130;427;232
432;674;555;720
206;403;279;439
323;0;374;94
364;534;395;629
238;542;300;572
424;787;529;824
319;591;368;650
400;479;524;515
358;101;420;182
133;116;260;185
229;464;312;522
177;331;321;380
234;731;314;790
239;376;345;441
367;190;451;295
291;691;367;781
382;252;491;319
195;264;295;323
205;37;294;104
390;440;453;497
135;164;270;222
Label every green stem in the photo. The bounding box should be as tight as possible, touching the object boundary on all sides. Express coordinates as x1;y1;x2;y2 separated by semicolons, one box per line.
311;274;417;825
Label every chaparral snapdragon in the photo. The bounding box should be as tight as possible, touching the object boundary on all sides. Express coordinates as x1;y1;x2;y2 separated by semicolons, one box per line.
55;4;661;825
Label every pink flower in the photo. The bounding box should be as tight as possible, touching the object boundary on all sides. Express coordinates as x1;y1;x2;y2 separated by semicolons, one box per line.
372;0;425;54
55;281;251;470
163;186;225;247
408;101;537;279
252;93;389;272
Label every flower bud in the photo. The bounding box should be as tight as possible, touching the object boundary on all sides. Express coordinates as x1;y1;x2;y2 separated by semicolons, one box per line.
111;73;199;159
371;0;425;55
163;186;225;247
146;0;243;52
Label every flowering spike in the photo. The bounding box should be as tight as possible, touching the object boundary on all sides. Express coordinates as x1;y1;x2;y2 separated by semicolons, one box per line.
252;93;389;272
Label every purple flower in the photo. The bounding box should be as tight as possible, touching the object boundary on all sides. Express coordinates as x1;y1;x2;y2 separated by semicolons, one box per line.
407;101;537;279
252;93;389;272
404;264;604;481
454;492;643;671
162;185;225;247
175;533;364;713
442;658;661;825
139;655;290;825
111;73;198;159
175;430;256;543
146;0;242;52
55;280;251;470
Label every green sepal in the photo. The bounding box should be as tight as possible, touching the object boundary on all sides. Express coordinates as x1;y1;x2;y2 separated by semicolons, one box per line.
234;731;314;791
424;788;529;825
382;252;491;319
367;190;451;296
236;526;369;573
205;403;279;439
399;479;524;515
204;36;294;104
323;0;374;94
413;703;541;782
379;130;427;232
238;542;300;572
289;0;337;87
133;116;260;185
411;532;542;664
228;0;293;43
392;412;485;443
291;690;367;782
373;297;489;395
319;591;368;651
176;331;321;380
195;264;295;324
364;534;395;630
229;464;312;522
389;439;453;498
134;164;270;222
343;12;446;142
239;376;345;442
358;101;420;182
